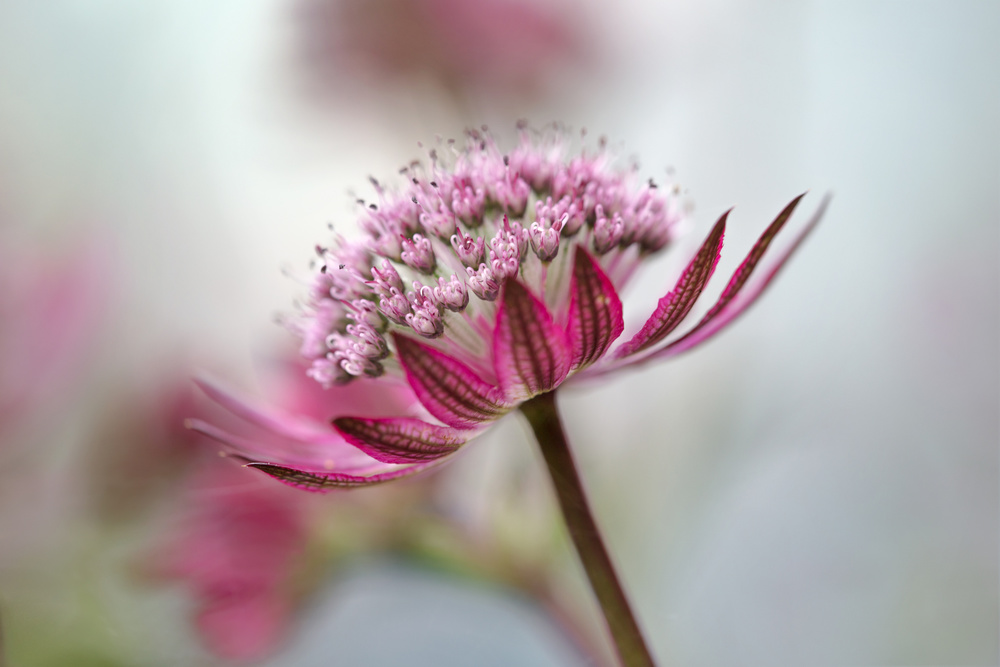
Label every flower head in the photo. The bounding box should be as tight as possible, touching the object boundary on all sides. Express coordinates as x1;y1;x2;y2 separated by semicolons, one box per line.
194;127;826;491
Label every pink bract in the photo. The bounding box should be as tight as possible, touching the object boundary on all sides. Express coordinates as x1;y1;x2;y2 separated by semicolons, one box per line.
193;127;827;491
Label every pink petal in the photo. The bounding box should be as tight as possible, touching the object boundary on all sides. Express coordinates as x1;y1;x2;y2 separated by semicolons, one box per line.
243;460;441;492
493;279;572;401
646;194;828;359
333;416;471;464
615;211;728;359
393;333;510;428
566;247;624;369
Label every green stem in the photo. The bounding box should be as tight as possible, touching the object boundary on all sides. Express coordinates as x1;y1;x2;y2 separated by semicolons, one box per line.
520;392;656;667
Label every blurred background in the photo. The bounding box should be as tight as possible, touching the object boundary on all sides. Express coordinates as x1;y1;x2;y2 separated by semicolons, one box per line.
0;0;996;665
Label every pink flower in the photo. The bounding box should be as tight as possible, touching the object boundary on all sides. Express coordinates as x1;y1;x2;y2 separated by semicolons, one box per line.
297;0;590;100
159;360;425;660
193;126;826;491
151;460;307;662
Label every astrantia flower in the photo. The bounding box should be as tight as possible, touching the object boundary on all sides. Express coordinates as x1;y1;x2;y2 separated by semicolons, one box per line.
193;126;825;491
192;126;826;666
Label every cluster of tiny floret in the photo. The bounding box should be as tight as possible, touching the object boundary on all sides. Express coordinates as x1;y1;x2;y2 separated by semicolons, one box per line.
293;127;686;386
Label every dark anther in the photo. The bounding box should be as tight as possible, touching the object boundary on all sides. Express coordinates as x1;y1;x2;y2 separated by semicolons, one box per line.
369;204;377;210
503;155;510;167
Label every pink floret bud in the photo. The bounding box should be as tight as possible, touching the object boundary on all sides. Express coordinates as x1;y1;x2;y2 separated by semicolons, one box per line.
435;275;469;312
335;348;384;378
327;330;385;377
369;259;404;294
418;199;458;238
347;299;387;331
489;234;521;279
378;287;412;324
404;284;445;338
491;170;530;217
529;213;564;262
407;281;441;311
400;233;436;274
488;215;529;279
450;181;487;226
345;323;389;360
536;195;586;239
450;228;486;268
466;263;501;301
508;139;557;191
592;205;625;255
405;302;444;338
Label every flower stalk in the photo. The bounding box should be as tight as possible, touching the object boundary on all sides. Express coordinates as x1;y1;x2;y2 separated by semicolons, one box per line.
520;391;656;667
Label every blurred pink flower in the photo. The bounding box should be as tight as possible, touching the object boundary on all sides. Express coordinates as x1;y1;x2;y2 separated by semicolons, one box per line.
192;127;826;491
151;459;310;662
0;237;108;443
157;359;423;661
297;0;591;101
